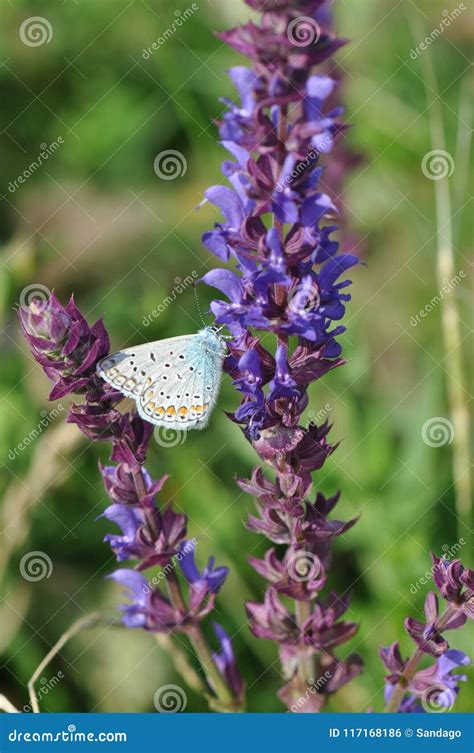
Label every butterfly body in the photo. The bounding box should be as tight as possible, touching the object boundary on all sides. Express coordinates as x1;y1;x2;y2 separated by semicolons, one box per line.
97;327;226;430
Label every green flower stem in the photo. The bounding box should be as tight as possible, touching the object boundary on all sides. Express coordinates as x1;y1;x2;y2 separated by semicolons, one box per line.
415;18;472;531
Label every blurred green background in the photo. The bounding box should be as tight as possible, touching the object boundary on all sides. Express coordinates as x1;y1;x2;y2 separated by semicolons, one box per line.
0;0;472;714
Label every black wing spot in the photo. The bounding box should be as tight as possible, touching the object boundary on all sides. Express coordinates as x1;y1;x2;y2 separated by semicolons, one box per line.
150;353;156;362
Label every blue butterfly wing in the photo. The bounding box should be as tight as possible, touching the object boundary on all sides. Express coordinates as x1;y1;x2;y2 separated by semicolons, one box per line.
97;329;225;430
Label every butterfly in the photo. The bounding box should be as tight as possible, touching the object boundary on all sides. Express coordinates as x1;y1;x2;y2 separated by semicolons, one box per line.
97;327;226;430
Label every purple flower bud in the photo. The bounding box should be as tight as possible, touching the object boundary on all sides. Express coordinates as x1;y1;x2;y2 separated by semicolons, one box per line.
212;623;245;701
431;554;474;618
19;293;110;399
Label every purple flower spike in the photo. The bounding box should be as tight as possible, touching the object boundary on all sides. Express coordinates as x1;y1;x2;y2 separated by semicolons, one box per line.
381;549;473;712
20;292;243;709
200;0;363;711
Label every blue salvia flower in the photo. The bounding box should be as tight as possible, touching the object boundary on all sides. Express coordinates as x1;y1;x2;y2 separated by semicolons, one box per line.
201;0;362;710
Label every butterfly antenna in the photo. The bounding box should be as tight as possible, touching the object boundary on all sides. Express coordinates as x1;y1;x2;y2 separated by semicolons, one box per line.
193;284;208;328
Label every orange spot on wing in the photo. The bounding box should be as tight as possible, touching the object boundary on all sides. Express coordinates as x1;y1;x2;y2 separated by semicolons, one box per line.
166;406;176;417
